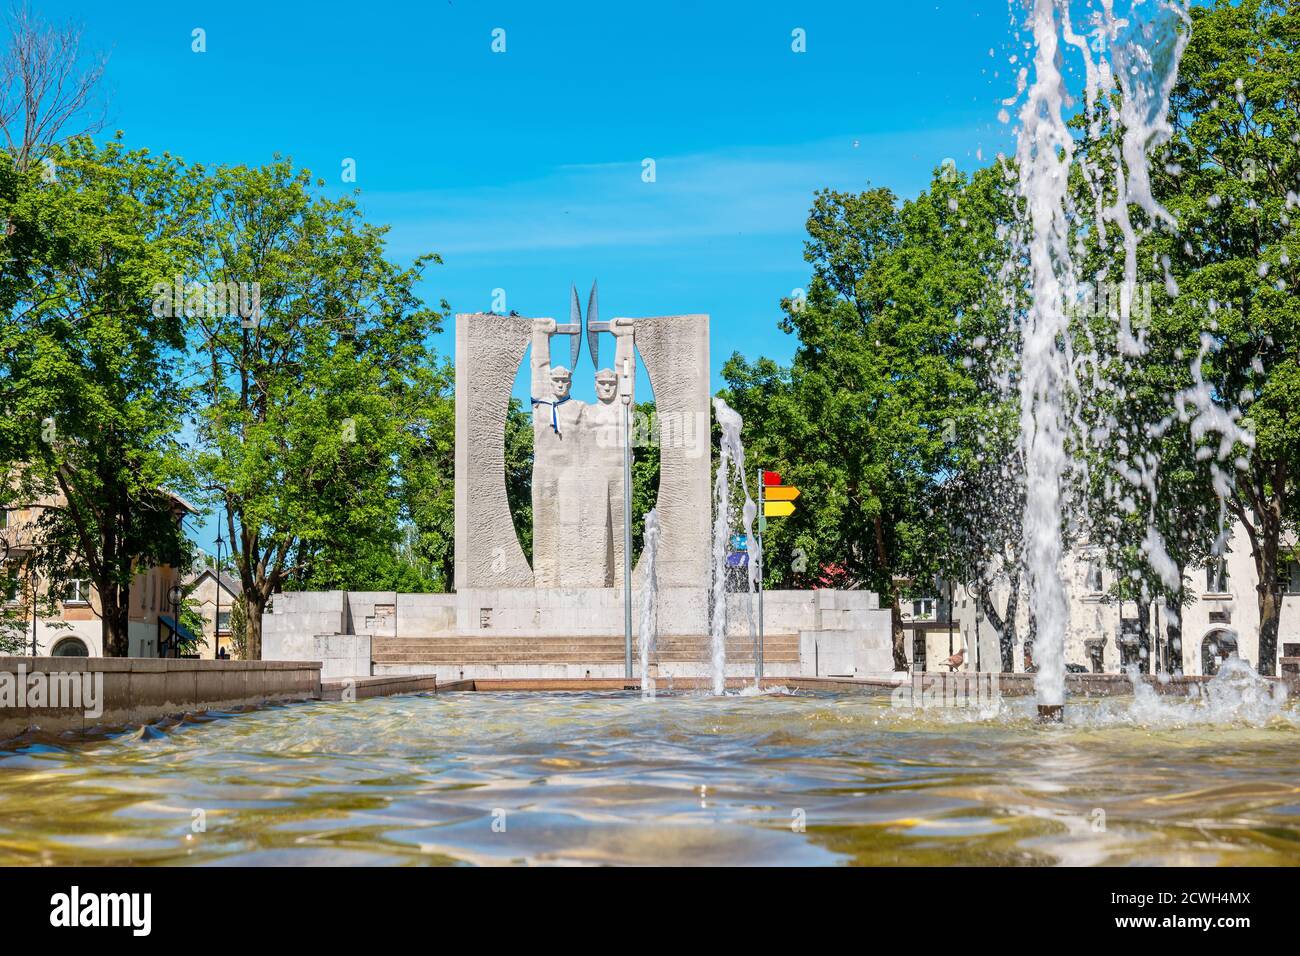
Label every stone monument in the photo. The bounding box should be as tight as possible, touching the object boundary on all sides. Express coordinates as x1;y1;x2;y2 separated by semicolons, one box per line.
264;283;893;683
453;285;713;591
527;284;637;588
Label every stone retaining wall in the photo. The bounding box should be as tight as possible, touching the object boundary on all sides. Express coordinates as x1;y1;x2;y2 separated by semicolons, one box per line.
0;656;322;741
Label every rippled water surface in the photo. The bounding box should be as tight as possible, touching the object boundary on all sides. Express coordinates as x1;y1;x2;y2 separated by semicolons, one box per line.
2;688;1299;866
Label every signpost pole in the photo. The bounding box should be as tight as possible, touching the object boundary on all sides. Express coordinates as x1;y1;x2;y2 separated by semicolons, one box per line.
757;467;764;683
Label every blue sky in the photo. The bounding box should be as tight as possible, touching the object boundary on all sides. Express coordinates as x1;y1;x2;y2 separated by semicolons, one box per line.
44;0;1021;394
37;0;1028;552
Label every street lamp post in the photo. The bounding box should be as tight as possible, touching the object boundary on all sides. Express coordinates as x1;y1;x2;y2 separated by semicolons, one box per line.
621;355;633;681
29;561;37;657
215;526;225;659
167;584;184;658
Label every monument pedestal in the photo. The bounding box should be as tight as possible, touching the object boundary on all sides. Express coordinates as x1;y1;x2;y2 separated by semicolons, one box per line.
262;586;893;682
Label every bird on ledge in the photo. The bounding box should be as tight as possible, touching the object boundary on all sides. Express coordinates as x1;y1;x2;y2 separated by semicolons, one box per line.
939;647;967;672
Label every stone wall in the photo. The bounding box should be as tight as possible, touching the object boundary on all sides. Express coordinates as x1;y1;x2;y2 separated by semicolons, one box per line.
0;657;322;741
454;313;536;590
262;586;894;681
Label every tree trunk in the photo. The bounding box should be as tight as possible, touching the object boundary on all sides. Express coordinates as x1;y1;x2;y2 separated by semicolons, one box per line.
890;596;908;671
1257;574;1280;678
100;584;130;657
872;512;907;671
1136;595;1152;675
1024;603;1038;672
244;591;266;661
1254;513;1281;677
1165;583;1185;675
976;580;1018;673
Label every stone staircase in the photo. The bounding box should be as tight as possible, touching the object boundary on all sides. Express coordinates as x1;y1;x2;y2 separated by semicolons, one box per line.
371;633;800;667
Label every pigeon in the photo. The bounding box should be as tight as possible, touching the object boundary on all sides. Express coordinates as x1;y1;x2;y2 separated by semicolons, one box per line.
939;647;967;672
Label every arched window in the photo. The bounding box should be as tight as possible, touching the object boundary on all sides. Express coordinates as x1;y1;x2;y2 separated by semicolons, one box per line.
50;637;90;657
1200;629;1238;676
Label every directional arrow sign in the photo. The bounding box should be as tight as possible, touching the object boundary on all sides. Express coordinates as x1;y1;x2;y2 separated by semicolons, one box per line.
762;470;782;486
765;486;800;502
763;501;795;517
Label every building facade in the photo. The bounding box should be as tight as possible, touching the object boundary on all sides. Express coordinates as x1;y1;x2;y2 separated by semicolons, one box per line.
903;519;1300;677
183;567;242;660
1;497;196;658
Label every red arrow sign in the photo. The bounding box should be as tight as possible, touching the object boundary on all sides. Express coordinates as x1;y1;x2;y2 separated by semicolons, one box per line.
762;470;782;486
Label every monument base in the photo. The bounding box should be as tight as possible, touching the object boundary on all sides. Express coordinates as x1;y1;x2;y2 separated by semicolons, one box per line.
263;587;893;682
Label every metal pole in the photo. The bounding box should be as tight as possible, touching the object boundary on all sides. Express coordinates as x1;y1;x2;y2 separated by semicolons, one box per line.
948;578;954;656
29;562;36;657
215;528;222;660
622;359;633;681
756;467;764;682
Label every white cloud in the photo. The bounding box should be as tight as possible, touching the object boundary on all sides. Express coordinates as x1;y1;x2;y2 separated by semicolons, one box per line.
356;131;983;259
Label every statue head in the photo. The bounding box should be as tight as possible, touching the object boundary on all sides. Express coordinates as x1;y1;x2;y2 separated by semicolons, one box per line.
595;368;618;404
550;366;573;400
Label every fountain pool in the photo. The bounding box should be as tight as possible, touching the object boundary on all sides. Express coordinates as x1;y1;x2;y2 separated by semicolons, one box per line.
1;687;1298;866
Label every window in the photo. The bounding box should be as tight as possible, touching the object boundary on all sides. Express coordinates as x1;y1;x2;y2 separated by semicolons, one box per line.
64;576;91;605
1277;559;1300;594
1201;630;1239;676
216;610;231;634
1206;558;1230;593
0;509;7;529
1085;558;1104;593
51;637;89;657
911;598;936;621
2;562;20;606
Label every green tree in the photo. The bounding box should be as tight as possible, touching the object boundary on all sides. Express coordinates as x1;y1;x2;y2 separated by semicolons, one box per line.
1144;0;1299;674
227;594;247;659
189;159;445;658
726;169;1004;669
0;137;194;655
399;359;458;589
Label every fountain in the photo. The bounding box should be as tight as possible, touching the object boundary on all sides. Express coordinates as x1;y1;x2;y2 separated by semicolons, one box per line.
1007;0;1249;721
638;508;661;699
710;397;759;695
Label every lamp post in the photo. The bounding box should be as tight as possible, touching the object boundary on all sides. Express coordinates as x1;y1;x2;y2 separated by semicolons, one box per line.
167;584;184;658
621;355;633;681
0;538;13;654
756;468;764;684
215;526;224;659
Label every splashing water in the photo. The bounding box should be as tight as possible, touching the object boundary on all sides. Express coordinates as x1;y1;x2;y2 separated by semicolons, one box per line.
1119;657;1290;727
1005;0;1255;709
711;397;758;695
638;508;661;699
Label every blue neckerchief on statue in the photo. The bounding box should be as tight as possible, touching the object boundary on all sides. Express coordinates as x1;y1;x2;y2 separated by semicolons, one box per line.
531;395;570;435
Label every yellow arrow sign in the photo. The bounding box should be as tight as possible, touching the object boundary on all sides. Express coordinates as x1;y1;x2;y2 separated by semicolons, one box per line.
765;486;800;501
764;501;795;517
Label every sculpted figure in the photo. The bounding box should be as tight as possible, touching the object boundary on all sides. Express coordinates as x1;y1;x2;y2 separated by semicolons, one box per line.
529;289;638;588
530;316;597;587
583;319;636;587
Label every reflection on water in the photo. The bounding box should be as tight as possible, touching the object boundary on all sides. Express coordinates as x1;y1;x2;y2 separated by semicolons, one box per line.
1;690;1298;866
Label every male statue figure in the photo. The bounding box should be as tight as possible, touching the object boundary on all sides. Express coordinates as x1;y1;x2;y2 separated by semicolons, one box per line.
584;318;636;587
530;316;600;587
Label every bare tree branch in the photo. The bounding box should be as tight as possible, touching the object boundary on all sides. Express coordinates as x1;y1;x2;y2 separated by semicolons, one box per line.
0;1;107;170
